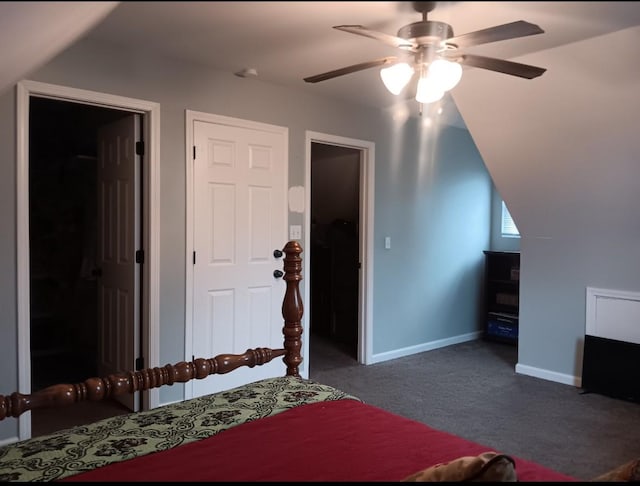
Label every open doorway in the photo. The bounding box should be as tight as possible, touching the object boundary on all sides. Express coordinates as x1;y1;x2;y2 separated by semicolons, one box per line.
17;80;161;441
304;131;375;375
310;142;360;359
28;97;141;436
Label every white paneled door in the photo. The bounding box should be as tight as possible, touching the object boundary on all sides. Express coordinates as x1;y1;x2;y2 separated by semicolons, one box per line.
192;115;288;397
96;113;141;412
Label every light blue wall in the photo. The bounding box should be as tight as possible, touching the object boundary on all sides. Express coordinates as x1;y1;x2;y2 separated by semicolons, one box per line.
373;122;491;352
0;37;491;440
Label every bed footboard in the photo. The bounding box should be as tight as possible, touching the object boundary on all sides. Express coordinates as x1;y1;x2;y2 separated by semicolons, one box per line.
0;240;304;421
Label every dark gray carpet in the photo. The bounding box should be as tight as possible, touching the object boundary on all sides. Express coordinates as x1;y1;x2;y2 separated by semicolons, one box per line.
309;335;640;481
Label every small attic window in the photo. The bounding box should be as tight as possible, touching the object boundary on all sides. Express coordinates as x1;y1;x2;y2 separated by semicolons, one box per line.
501;201;520;238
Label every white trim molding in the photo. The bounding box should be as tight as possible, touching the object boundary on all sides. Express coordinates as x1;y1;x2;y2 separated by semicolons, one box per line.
586;287;640;345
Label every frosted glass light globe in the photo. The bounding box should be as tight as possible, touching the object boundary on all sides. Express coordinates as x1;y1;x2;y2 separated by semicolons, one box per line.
428;59;462;92
380;63;414;95
415;75;444;104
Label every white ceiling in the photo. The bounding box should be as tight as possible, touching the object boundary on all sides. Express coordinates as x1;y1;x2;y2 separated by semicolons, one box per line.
2;1;639;126
81;1;640;126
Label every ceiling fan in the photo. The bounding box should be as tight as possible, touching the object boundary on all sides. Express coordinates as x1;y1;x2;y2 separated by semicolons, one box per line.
304;1;547;104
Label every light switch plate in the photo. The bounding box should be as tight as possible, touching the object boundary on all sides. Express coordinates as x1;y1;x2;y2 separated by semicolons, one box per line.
289;225;302;240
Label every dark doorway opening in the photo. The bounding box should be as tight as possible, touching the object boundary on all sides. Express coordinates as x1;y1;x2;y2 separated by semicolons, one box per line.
29;97;136;435
310;142;360;360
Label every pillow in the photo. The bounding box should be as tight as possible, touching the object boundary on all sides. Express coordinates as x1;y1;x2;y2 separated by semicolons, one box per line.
402;451;517;482
591;458;640;482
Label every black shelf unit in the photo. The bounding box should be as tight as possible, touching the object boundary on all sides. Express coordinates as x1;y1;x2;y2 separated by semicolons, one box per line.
483;251;520;344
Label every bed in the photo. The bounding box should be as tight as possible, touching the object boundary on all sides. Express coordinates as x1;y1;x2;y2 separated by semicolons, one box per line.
0;241;632;482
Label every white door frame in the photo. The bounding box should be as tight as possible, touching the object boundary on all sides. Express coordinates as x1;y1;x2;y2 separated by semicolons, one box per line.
16;80;161;440
305;131;375;366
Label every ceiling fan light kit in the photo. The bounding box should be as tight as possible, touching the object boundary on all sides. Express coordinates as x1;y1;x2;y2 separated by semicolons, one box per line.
304;1;547;107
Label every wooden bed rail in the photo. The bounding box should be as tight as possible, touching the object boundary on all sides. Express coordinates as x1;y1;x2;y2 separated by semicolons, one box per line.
0;240;304;421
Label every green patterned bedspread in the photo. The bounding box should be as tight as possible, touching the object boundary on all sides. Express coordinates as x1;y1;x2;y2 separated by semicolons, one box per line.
0;376;360;482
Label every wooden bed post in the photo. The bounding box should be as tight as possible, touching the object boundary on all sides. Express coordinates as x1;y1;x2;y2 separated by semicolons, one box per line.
282;240;303;377
0;241;306;420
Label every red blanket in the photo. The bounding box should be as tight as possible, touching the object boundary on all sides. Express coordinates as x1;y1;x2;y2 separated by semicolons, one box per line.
64;399;576;482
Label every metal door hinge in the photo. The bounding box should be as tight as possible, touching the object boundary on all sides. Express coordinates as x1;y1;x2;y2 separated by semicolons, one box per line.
136;141;145;156
136;250;144;264
193;146;196;159
193;251;196;264
135;357;144;370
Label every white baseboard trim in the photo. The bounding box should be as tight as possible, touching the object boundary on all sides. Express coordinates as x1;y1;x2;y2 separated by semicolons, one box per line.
515;363;581;387
368;333;583;388
0;435;19;447
369;331;483;364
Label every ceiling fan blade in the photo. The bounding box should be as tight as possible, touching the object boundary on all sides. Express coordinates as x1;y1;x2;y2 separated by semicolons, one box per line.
334;25;415;50
446;20;544;48
304;57;398;83
455;54;546;79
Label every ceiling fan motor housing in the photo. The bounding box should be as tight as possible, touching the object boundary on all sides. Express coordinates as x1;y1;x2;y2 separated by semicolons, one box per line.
397;21;454;46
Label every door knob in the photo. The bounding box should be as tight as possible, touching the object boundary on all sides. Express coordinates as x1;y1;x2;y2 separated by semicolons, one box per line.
273;269;284;278
273;249;283;258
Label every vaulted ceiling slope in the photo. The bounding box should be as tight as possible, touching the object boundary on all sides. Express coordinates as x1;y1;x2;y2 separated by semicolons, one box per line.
453;23;640;241
0;1;118;94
